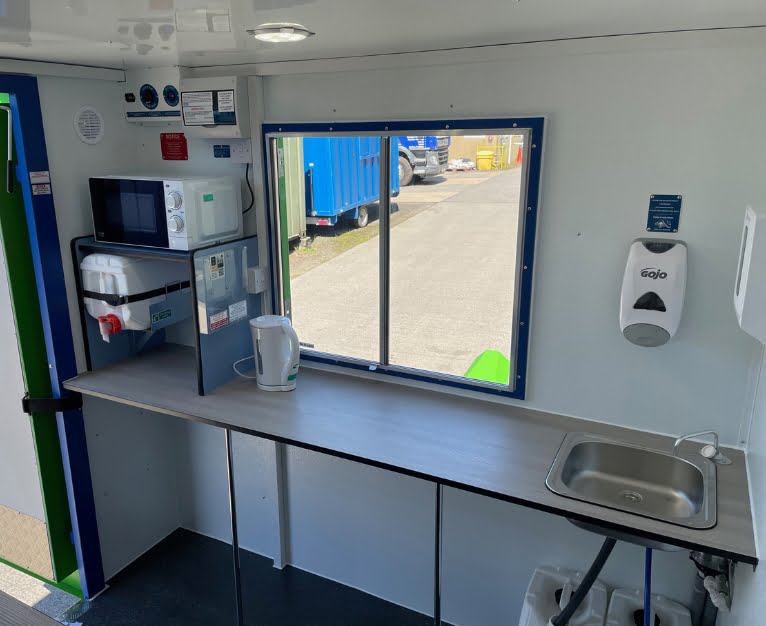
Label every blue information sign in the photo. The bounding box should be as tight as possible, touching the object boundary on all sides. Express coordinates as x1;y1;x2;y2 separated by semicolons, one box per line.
213;144;231;159
647;194;682;233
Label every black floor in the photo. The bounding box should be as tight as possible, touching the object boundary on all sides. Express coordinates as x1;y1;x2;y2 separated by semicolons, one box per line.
80;530;437;626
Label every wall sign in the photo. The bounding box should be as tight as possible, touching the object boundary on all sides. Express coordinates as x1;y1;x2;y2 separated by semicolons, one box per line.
29;171;50;184
213;144;231;158
181;90;236;126
647;195;682;233
160;132;188;160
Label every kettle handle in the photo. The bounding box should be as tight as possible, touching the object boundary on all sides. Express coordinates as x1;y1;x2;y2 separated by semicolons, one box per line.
280;320;300;382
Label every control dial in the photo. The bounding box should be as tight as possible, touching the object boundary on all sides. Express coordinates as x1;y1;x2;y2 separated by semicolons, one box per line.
166;192;182;210
168;216;185;233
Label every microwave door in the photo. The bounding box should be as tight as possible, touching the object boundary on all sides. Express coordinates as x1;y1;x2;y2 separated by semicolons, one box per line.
90;179;169;248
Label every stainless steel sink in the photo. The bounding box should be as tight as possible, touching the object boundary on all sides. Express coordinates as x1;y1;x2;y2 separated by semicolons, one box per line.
546;433;716;529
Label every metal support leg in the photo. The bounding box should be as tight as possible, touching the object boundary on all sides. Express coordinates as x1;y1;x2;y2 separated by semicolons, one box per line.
434;483;443;626
225;429;244;626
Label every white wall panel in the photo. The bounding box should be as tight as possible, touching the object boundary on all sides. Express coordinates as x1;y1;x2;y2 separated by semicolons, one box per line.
286;449;436;614
82;398;182;579
720;346;765;625
0;238;44;520
262;39;766;446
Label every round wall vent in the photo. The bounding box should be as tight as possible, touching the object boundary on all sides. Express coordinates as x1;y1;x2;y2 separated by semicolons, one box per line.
74;106;104;145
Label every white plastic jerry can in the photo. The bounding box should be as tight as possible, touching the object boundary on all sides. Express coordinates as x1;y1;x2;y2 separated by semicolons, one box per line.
606;589;691;626
519;566;608;626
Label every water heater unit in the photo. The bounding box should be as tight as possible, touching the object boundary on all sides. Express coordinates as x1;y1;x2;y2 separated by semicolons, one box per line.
620;239;687;347
123;67;182;124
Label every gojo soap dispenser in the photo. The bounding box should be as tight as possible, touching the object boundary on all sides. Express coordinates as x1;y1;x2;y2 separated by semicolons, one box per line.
620;239;687;347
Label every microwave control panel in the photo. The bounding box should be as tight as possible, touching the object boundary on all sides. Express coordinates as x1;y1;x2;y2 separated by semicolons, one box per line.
164;180;188;250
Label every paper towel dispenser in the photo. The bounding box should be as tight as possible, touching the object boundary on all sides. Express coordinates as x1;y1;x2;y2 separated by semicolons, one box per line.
620;239;687;347
734;206;766;343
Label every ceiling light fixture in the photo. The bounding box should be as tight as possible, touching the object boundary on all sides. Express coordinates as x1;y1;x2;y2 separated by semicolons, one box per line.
247;23;314;43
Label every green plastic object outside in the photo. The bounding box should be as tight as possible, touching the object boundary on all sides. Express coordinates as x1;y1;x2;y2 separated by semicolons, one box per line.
464;349;512;385
0;93;81;595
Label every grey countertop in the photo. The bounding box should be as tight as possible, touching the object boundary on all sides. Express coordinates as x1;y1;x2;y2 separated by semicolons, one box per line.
64;344;757;565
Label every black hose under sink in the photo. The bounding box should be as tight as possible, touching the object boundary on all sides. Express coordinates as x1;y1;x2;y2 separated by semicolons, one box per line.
551;537;618;626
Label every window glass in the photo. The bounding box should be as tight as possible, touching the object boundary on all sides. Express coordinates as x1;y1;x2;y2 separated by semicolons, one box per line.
276;135;387;361
390;133;524;385
269;126;533;393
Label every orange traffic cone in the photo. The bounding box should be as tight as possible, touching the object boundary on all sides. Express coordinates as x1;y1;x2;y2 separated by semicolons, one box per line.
516;146;523;165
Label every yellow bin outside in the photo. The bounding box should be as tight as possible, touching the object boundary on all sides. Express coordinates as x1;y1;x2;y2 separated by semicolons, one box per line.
476;150;494;171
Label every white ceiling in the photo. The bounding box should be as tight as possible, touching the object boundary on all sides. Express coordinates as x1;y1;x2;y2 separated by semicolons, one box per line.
1;0;765;69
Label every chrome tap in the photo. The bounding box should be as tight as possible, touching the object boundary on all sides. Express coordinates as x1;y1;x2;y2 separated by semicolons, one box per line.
673;430;732;465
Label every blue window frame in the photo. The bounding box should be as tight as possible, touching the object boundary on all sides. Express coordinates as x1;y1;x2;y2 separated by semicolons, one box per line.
263;118;544;400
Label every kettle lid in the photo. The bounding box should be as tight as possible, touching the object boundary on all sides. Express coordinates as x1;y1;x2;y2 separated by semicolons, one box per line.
250;315;291;329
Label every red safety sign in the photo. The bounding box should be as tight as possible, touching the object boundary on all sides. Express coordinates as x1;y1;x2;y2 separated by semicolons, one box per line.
160;132;188;161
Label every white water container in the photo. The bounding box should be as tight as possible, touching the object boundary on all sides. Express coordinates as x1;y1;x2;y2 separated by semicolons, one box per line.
80;253;189;341
606;589;691;626
519;566;607;626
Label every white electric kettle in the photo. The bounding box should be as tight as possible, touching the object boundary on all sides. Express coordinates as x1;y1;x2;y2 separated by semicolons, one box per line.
249;315;300;391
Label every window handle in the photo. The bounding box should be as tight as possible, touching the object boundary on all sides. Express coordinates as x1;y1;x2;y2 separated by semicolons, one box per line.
0;106;12;194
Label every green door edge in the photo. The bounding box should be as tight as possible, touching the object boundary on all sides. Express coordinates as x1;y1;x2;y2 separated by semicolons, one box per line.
0;93;82;596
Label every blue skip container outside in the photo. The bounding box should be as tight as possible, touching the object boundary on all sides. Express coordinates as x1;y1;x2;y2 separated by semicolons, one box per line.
303;136;400;228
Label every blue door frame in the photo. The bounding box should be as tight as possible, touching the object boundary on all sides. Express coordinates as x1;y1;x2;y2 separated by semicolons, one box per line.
3;74;104;598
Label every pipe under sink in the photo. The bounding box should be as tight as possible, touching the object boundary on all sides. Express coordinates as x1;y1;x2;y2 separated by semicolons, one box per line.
546;433;717;532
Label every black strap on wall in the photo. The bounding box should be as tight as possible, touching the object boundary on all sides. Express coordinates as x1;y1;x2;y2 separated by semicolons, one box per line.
22;392;83;415
82;280;191;307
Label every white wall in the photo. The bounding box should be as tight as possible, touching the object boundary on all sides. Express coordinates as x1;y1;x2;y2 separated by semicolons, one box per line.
37;77;188;579
0;234;44;520
37;76;138;372
721;346;765;625
36;75;275;581
262;38;766;447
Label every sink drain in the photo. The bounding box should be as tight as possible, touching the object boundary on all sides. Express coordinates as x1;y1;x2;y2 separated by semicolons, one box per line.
619;490;643;503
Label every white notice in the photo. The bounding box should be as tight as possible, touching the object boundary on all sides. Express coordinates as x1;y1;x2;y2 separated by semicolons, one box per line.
228;299;248;322
29;171;50;184
32;183;51;195
217;90;235;114
182;91;214;125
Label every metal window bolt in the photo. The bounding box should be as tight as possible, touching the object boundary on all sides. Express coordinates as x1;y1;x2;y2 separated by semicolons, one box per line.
445;125;450;129
520;321;525;326
532;144;537;149
513;123;517;128
527;207;532;211
523;265;528;270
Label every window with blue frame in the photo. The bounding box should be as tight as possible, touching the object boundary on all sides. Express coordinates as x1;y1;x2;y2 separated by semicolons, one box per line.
264;119;543;399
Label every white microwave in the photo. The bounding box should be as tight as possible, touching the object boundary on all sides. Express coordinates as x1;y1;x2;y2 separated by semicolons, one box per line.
89;176;243;251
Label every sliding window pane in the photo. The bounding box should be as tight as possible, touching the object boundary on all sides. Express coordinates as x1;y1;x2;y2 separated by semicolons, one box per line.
389;133;525;385
278;135;382;362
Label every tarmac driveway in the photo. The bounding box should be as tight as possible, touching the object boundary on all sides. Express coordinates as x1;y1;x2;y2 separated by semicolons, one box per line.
290;168;522;379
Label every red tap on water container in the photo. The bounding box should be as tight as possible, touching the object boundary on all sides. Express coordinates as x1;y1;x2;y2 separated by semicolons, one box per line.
97;314;122;342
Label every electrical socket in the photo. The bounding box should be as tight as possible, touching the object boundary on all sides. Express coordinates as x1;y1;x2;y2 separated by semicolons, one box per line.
247;266;269;294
